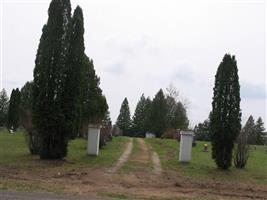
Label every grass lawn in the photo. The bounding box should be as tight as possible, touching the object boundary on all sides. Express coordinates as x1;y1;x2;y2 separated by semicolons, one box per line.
0;129;129;170
145;138;267;184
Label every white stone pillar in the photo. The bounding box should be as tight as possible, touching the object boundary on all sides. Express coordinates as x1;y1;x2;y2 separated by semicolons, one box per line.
179;131;194;162
87;124;101;156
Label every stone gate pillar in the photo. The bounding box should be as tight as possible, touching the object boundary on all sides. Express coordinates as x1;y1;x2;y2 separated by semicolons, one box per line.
87;124;101;156
179;131;194;162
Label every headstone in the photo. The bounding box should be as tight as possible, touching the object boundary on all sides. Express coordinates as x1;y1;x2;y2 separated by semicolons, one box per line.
146;132;156;138
87;124;101;156
179;131;194;162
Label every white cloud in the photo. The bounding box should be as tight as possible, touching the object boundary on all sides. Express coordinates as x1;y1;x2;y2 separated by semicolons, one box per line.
2;0;266;125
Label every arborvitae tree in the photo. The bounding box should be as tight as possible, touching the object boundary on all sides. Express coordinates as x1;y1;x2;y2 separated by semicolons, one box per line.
210;54;241;169
116;98;131;136
254;117;265;145
131;94;147;137
7;88;20;131
63;6;85;139
79;55;108;134
32;0;72;159
150;89;167;138
0;89;9;127
173;101;189;130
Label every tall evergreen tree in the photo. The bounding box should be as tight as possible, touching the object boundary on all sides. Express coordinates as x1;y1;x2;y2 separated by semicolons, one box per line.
63;6;85;139
150;89;167;138
80;55;108;132
243;115;256;144
144;97;152;133
0;89;9;127
172;101;189;130
7;88;20;131
131;94;147;137
32;0;72;159
116;98;131;136
254;117;265;145
210;54;241;169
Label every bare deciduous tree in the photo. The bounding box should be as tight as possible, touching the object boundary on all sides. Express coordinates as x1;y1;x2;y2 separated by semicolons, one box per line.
234;129;249;168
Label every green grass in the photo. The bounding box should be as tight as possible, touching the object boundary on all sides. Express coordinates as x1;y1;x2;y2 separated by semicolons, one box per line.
145;138;267;184
0;129;129;170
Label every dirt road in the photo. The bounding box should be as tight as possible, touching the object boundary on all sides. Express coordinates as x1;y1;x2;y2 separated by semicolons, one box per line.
1;137;266;199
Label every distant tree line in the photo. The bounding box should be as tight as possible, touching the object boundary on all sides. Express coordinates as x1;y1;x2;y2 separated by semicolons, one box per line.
194;114;266;145
115;86;189;138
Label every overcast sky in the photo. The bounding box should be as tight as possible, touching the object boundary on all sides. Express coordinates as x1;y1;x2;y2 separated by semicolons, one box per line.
1;0;266;127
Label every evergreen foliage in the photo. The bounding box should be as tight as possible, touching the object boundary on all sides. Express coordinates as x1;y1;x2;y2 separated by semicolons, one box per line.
7;88;21;131
0;89;9;127
254;117;265;145
173;101;189;130
150;89;167;138
131;94;147;137
32;0;72;159
194;119;210;141
165;85;189;131
116;98;131;135
80;55;108;127
143;97;153;133
244;115;256;144
210;54;241;169
63;6;85;139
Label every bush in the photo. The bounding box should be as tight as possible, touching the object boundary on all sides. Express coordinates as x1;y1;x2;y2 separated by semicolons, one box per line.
161;128;180;140
99;122;112;149
234;130;249;168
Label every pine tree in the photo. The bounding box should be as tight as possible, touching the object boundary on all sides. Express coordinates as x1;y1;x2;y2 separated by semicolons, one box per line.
144;97;152;133
0;89;9;127
63;6;85;139
172;101;189;130
32;0;72;159
131;94;147;137
243;115;256;144
194;119;210;141
116;98;131;136
7;88;20;131
210;54;241;169
150;89;167;138
254;117;265;145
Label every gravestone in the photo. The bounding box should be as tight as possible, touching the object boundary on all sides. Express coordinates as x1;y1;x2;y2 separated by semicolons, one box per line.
179;131;194;162
87;124;101;156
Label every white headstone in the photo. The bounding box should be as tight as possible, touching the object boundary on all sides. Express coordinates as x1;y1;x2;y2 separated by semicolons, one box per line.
146;132;156;138
179;131;194;162
87;124;101;156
